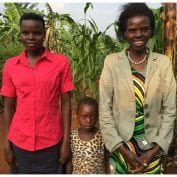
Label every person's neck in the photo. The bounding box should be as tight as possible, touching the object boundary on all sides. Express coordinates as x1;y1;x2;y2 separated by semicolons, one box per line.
26;47;45;60
78;127;98;141
79;126;97;133
128;48;146;59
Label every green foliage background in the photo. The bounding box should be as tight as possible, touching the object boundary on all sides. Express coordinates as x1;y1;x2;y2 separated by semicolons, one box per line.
0;3;165;105
0;2;177;171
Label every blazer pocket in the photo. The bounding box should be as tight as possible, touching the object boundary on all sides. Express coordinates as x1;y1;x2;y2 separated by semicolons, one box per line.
156;114;162;128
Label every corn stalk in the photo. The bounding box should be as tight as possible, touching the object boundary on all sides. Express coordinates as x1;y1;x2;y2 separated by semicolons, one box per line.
45;3;122;102
162;3;177;172
163;3;176;73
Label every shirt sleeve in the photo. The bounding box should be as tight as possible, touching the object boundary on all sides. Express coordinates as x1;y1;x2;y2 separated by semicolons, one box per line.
60;57;74;93
0;62;16;97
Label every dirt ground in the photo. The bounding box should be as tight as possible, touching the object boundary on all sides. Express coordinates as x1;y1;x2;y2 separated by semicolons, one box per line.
0;111;177;174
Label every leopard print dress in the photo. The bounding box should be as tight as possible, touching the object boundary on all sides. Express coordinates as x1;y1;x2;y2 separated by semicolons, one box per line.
71;128;105;174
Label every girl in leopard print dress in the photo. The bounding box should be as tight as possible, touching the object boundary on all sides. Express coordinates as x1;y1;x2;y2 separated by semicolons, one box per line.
66;97;109;174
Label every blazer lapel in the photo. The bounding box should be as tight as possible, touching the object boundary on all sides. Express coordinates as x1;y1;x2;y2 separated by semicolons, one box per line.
145;51;158;92
118;50;135;99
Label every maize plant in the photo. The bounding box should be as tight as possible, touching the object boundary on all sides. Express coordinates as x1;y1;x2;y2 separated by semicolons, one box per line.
162;3;177;173
44;2;123;101
163;3;176;74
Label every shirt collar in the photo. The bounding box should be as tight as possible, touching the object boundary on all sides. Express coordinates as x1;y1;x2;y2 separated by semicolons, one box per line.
15;48;53;65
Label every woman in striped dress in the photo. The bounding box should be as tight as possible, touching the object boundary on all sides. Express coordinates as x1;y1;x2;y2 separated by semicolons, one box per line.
109;66;161;174
99;3;176;174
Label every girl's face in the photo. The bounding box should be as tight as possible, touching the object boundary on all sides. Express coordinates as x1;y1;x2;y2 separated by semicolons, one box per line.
77;104;98;131
124;15;151;52
20;19;45;52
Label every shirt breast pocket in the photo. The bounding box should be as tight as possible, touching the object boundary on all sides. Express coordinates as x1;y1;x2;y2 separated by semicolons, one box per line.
16;86;31;102
47;75;60;107
47;72;60;92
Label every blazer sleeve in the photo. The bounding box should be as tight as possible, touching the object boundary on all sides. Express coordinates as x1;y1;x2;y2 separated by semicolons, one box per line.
153;56;176;154
99;55;123;152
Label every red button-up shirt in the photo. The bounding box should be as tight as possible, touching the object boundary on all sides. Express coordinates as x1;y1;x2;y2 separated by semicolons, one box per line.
1;49;74;151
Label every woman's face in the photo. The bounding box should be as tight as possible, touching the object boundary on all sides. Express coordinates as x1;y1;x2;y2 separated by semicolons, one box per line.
124;15;152;52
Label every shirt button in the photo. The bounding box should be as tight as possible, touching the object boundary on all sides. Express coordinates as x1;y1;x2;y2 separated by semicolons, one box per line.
145;124;150;129
144;113;150;118
144;104;149;109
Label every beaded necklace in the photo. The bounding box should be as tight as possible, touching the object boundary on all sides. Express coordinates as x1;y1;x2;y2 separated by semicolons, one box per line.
128;51;147;65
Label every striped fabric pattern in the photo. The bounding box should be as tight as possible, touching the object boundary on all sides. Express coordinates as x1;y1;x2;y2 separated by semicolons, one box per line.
132;68;145;137
109;68;162;174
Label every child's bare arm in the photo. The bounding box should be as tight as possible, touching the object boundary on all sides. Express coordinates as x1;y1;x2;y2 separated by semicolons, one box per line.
66;156;73;174
105;148;110;174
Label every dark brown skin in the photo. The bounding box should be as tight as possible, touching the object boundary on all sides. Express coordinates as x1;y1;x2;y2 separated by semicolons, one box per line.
20;19;46;67
3;91;72;168
3;19;46;170
60;92;72;164
117;15;161;174
4;19;72;168
118;143;160;173
3;97;16;169
66;104;109;174
125;15;151;72
66;104;98;174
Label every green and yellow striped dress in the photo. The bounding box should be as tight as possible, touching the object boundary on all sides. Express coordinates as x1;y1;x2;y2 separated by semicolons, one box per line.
109;68;161;174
